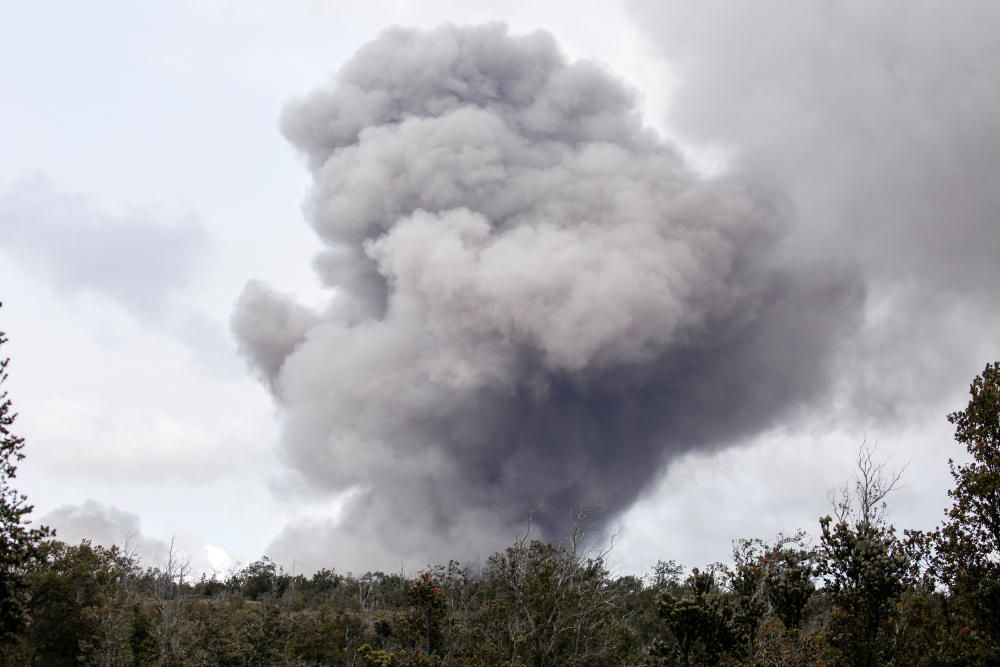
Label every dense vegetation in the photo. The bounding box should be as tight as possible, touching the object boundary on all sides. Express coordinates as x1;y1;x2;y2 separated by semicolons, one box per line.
2;308;999;664
0;306;50;645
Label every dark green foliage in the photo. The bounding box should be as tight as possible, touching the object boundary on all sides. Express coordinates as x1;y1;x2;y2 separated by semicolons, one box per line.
652;567;735;666
816;445;911;666
180;599;242;665
726;533;815;664
761;539;815;630
817;516;909;666
193;573;226;598
23;540;134;665
129;604;159;666
0;313;49;643
937;362;1000;657
233;602;288;665
230;556;284;601
286;607;363;665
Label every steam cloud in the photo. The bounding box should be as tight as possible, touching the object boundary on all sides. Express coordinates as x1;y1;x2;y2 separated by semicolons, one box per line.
234;24;862;571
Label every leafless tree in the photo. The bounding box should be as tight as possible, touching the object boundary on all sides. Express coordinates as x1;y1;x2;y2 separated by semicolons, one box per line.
830;440;906;530
151;537;192;663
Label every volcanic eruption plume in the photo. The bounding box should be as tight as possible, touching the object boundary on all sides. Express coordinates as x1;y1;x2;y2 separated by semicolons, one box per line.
233;24;862;571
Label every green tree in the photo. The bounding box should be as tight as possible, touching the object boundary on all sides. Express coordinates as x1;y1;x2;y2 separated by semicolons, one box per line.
0;305;50;642
24;540;132;665
761;536;815;631
404;571;448;657
652;566;736;667
728;532;816;663
937;361;1000;656
234;556;282;601
817;444;910;667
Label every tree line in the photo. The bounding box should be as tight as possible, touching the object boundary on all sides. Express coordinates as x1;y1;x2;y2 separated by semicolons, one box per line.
2;313;999;664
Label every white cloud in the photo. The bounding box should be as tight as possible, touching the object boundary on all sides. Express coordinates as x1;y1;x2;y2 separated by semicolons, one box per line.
0;174;207;319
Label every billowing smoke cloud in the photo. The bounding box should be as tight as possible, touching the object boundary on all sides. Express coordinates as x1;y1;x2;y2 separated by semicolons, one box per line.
233;24;862;571
627;0;1000;417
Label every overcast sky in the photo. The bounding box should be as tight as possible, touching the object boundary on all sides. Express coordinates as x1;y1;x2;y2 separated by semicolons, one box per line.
2;0;996;577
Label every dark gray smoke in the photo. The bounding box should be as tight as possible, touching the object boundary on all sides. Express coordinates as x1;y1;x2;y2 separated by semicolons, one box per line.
233;24;862;571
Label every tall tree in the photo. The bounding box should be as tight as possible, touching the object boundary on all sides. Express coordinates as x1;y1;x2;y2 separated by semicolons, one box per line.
0;303;50;641
937;362;1000;654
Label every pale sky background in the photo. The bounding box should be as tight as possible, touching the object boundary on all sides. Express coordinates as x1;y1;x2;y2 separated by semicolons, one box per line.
1;0;988;576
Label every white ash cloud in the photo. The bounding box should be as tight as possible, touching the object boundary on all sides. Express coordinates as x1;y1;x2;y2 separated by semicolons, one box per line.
233;24;862;572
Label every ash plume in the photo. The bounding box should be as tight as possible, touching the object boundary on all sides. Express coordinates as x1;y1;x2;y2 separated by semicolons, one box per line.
628;0;1000;418
233;24;862;571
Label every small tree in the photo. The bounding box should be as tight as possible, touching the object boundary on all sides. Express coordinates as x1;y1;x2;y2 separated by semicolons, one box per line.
403;571;448;657
467;513;626;666
652;565;736;667
816;443;910;667
0;304;50;641
734;532;817;629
